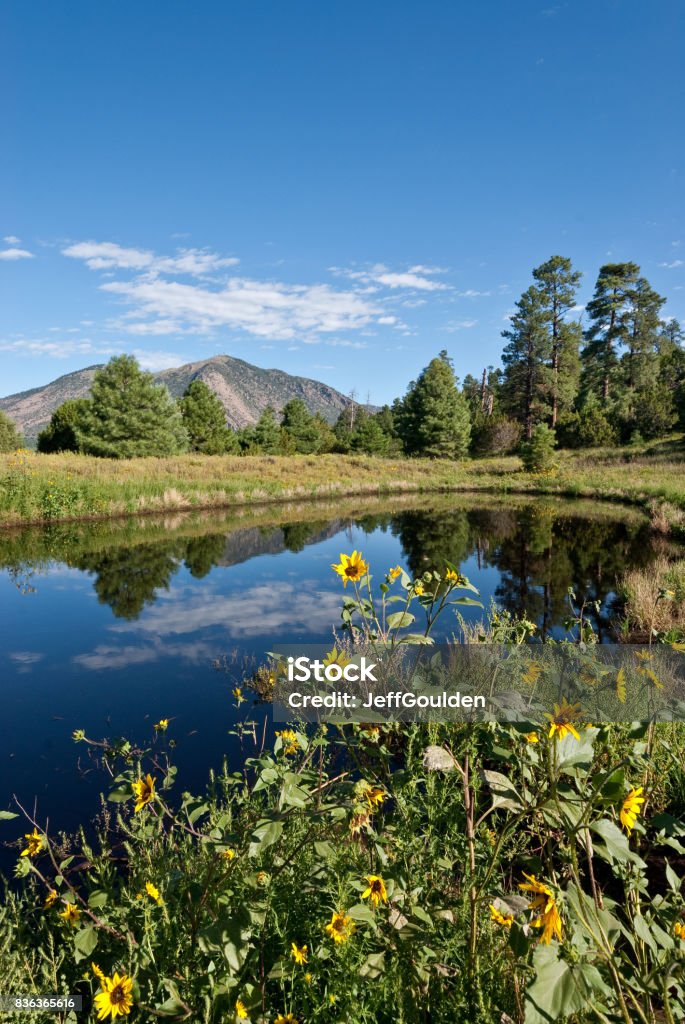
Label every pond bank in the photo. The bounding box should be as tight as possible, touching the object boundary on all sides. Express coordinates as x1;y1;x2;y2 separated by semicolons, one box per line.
1;444;685;528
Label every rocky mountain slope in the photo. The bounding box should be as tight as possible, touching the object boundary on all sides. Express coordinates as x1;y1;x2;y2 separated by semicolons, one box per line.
0;355;356;444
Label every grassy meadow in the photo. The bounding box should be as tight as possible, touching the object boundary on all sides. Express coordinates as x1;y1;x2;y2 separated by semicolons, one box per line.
2;435;685;528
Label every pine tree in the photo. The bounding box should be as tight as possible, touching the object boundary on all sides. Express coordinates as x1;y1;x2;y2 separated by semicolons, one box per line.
37;398;92;453
78;354;189;458
350;416;390;455
582;262;639;403
501;286;552;439
179;380;231;454
395;351;471;458
253;407;281;453
0;410;23;452
280;399;322;454
622;277;665;390
532;256;582;427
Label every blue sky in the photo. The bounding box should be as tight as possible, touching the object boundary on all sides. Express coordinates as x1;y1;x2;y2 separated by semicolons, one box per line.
1;0;683;403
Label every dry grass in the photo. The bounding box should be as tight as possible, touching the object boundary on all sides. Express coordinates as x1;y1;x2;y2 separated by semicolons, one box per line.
1;436;684;527
619;556;685;634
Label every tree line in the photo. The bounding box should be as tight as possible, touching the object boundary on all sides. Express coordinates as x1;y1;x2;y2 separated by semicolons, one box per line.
0;254;683;459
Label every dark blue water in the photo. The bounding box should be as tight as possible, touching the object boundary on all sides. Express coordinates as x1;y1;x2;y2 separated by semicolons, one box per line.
0;497;672;854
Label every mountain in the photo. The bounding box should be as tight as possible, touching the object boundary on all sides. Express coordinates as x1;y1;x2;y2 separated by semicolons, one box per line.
0;355;358;445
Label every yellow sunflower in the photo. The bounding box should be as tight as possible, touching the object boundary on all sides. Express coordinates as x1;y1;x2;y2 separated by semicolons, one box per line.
131;774;156;813
93;972;134;1020
43;889;57;909
275;729;299;755
20;829;44;858
144;881;162;905
323;647;350;668
489;904;514;928
221;847;236;861
59;903;81;927
235;997;248;1019
153;718;168;732
524;731;539;744
388;565;402;582
620;786;646;834
331;550;369;586
544;697;582;741
519;873;562;944
325;910;355;944
274;1015;298;1024
674;921;685;940
362;875;388;906
290;942;308;965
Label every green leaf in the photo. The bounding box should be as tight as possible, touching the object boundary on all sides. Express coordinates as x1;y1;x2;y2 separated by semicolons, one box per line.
665;860;681;894
87;890;108;909
525;944;610;1022
107;786;131;803
590;819;644;868
386;611;416;629
248;819;283;857
481;769;524;811
73;925;98;960
0;811;19;821
347;903;377;926
359;952;385;978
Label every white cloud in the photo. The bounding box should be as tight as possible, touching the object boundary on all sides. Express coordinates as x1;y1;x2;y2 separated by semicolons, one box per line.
659;259;684;269
457;289;492;298
0;247;34;261
325;339;368;349
0;337;105;358
63;241;239;276
330;262;449;292
133;349;186;371
3;235;20;244
100;276;381;340
445;319;478;331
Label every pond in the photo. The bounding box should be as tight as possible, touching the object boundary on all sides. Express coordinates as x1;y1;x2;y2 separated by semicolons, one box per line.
0;493;679;855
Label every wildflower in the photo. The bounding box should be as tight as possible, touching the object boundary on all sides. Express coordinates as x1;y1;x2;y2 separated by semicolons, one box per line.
235;998;248;1019
72;729;86;742
274;1015;298;1024
445;568;460;582
20;829;44;858
256;871;269;886
388;565;402;581
276;729;299;755
232;687;245;704
59;903;81;927
620;786;646;834
355;780;387;808
325;910;355;944
616;668;627;703
519;873;563;944
674;921;685;940
221;847;236;861
524;731;539;744
131;774;156;813
144;881;162;905
489;904;514;928
323;647;350;669
362;875;388;906
304;973;313;985
413;582;425;596
93;972;134;1020
349;810;373;836
291;942;308;965
43;889;57;909
521;662;542;686
153;718;168;732
331;550;369;587
544;697;582;741
91;963;106;984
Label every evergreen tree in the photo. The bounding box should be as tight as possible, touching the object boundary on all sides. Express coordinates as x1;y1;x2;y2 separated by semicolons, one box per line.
37;398;91;453
582;262;639;403
0;410;23;452
77;354;189;458
350;416;390;455
179;380;231;454
622;277;665;390
253;407;281;453
280;399;322;454
395;351;471;458
520;423;558;473
532;255;582;427
501;286;552;439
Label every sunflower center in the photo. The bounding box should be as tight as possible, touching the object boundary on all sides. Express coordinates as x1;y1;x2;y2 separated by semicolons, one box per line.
110;985;126;1006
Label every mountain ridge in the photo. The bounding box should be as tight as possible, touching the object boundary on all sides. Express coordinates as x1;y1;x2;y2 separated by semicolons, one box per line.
0;354;358;444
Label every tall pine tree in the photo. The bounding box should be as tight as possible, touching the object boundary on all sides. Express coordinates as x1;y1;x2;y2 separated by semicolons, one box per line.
78;355;188;458
532;255;582;427
179;379;232;454
395;351;471;457
501;286;551;439
582;262;639;403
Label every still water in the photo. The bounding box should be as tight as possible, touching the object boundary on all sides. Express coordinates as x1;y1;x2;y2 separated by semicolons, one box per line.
0;493;678;847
